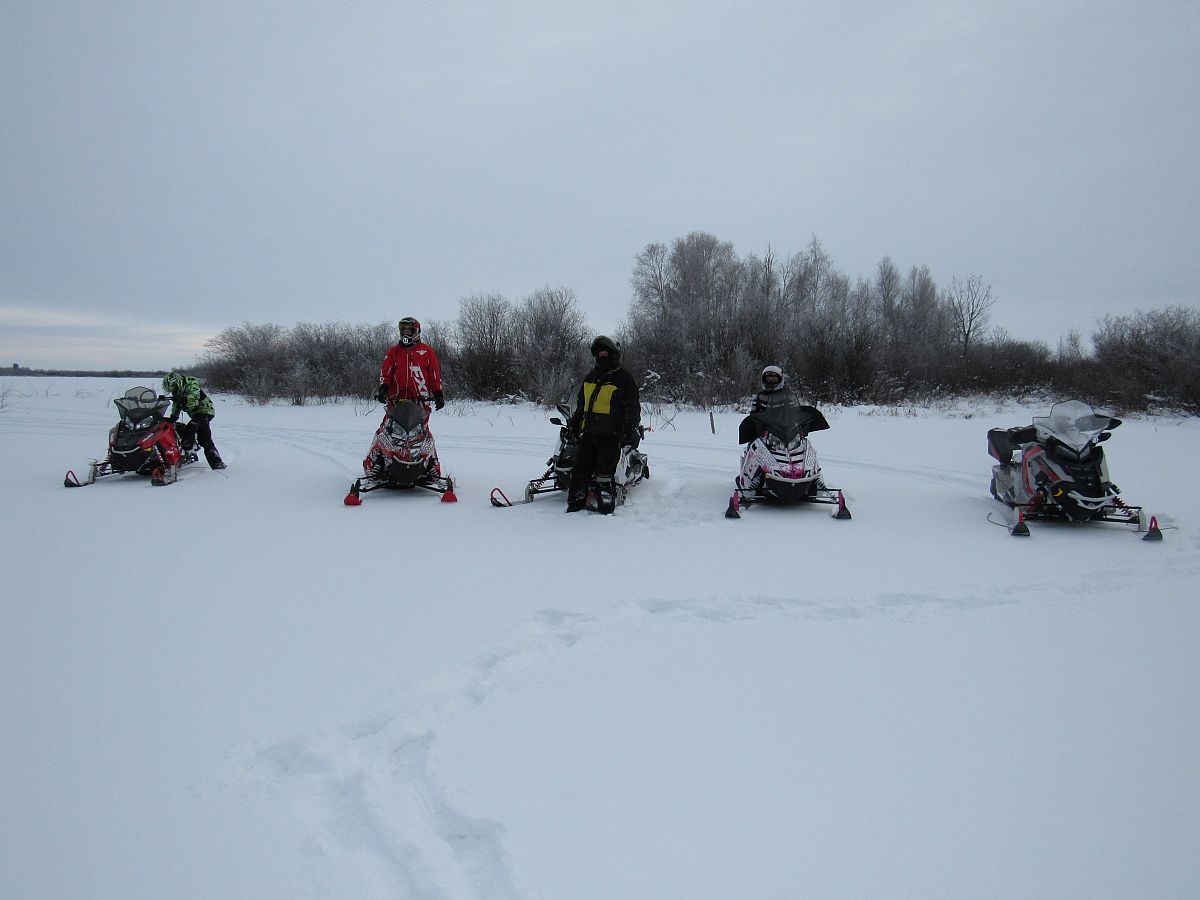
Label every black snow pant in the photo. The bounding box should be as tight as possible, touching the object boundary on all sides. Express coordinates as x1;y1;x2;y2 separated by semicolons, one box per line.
567;432;620;507
181;414;223;467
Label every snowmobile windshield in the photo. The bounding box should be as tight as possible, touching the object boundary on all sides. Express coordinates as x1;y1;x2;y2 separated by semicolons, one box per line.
749;401;830;444
386;401;426;437
1032;400;1119;452
114;386;169;421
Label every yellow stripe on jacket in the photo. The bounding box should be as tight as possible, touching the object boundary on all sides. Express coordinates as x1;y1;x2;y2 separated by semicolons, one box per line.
581;382;617;421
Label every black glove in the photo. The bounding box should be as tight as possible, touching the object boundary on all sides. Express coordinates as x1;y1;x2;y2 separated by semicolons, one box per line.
375;384;389;403
433;391;445;410
169;413;179;423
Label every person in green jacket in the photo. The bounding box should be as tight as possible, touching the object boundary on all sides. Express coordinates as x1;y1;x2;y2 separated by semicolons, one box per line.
162;372;227;469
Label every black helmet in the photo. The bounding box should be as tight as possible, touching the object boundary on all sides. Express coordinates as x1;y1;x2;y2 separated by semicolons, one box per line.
590;335;621;365
398;317;422;347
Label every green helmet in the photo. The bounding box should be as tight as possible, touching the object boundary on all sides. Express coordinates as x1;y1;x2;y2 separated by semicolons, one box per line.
162;372;184;395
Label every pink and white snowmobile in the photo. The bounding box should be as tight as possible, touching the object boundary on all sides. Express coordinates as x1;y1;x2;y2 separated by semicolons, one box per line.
344;399;456;505
64;386;200;487
725;400;850;520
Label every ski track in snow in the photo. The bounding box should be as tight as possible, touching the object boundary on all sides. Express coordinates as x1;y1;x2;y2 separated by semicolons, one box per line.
827;453;982;491
242;609;598;899
221;421;556;487
222;423;367;477
239;542;1186;898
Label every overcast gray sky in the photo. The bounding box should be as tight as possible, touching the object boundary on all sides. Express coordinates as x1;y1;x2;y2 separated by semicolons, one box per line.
2;0;1197;369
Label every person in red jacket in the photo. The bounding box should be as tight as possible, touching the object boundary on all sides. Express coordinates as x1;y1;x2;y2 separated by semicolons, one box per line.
375;317;445;421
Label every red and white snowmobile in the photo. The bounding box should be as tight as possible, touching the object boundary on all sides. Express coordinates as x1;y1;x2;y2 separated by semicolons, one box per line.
344;399;457;505
988;399;1160;538
64;386;200;487
489;403;650;510
725;400;850;519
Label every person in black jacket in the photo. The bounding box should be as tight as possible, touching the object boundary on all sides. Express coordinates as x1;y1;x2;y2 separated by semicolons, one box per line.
566;335;641;513
739;364;793;443
751;365;791;412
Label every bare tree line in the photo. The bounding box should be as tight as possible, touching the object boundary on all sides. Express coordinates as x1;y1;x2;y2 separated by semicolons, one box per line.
623;232;1199;413
198;286;590;406
195;232;1200;413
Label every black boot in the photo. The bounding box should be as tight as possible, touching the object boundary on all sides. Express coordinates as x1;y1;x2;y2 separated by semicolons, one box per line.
205;448;227;470
565;489;586;513
594;477;616;514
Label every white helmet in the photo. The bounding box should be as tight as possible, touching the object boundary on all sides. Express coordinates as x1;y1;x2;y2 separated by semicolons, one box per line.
760;365;785;392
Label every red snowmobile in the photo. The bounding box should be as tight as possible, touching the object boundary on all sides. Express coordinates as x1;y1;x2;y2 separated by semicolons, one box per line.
344;399;457;505
64;386;200;487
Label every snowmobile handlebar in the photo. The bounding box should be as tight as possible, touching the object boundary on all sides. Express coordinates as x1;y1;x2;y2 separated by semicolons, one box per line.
549;416;644;446
379;396;439;408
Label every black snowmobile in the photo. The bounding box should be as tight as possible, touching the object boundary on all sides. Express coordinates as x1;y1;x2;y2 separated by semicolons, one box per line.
490;403;650;510
987;399;1159;537
64;386;200;487
725;399;850;519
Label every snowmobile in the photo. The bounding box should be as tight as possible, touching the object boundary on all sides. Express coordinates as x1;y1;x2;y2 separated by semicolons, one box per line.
344;399;457;505
725;399;850;519
987;399;1159;537
489;403;650;511
63;386;200;487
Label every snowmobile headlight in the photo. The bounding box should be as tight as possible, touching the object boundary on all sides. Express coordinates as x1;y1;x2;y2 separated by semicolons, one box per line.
765;434;787;453
1048;438;1086;461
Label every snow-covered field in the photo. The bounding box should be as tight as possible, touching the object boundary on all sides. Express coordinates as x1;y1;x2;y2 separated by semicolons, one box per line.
2;377;1198;899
